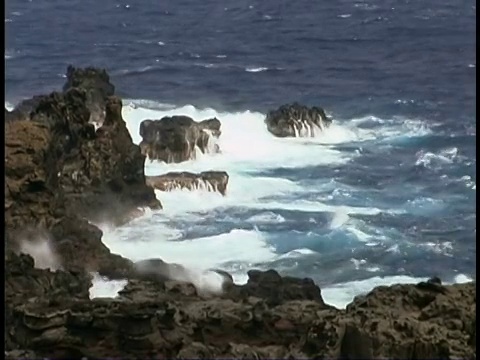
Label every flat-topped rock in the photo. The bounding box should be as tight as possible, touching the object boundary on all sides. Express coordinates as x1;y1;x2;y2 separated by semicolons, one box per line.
146;171;229;195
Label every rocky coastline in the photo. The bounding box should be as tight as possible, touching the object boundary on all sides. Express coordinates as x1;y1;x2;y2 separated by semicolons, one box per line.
5;66;476;359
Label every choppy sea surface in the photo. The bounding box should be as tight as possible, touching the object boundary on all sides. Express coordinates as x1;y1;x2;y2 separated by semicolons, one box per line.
6;0;476;307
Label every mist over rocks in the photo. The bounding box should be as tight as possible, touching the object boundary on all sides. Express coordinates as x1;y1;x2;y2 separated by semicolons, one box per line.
139;115;221;163
4;66;476;359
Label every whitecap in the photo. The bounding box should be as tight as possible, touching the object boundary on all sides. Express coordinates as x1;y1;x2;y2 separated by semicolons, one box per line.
278;248;317;260
102;227;277;270
419;241;453;257
245;67;268;73
247;211;286;224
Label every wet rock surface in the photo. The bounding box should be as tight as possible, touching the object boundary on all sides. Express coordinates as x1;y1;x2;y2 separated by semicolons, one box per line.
6;255;476;359
146;170;229;195
265;102;332;137
139;115;221;163
5;67;476;359
62;65;116;127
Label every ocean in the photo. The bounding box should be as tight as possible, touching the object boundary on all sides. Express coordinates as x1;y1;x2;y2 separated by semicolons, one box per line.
5;0;476;308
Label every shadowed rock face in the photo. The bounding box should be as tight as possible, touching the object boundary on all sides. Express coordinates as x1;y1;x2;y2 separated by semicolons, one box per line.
5;255;476;359
6;66;115;127
5;96;46;122
139;116;221;163
146;171;229;195
62;65;115;127
5;68;161;271
265;102;332;137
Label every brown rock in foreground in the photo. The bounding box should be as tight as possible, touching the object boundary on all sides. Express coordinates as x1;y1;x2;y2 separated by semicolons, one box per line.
5;67;160;271
5;252;476;359
146;171;229;195
139;116;221;163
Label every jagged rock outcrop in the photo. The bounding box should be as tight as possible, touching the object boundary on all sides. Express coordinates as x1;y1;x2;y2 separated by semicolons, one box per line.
62;65;115;127
265;102;332;137
6;66;115;127
5;255;476;359
139;116;221;163
6;88;160;229
5;67;160;273
4;95;45;122
146;171;229;195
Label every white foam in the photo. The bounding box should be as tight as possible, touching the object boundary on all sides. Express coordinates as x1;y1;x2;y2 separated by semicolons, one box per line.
322;275;430;308
89;273;128;299
415;147;458;168
254;200;388;216
102;227;276;271
454;274;474;283
329;208;350;229
153;176;300;216
419;241;453;256
350;258;367;270
5;101;14;111
278;248;317;259
247;211;286;224
350;116;432;141
245;67;268;73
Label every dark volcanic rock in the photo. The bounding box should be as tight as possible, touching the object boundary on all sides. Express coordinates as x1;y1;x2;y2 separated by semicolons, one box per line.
5;95;46;122
63;65;115;127
265;102;332;137
226;269;331;307
5;260;475;359
5;68;160;272
139;116;221;163
146;170;229;195
338;280;477;359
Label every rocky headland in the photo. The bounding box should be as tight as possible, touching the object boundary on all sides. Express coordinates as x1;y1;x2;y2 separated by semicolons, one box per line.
4;66;476;359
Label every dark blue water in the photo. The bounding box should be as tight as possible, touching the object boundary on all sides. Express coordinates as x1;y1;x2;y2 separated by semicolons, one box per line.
6;0;476;300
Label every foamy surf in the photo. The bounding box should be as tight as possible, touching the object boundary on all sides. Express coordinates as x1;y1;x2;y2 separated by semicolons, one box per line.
245;67;268;72
88;100;447;306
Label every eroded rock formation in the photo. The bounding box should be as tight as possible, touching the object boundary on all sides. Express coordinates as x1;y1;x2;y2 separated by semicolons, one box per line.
139;116;221;163
146;171;229;195
265;102;332;137
5;254;476;359
62;65;115;127
5;66;161;275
